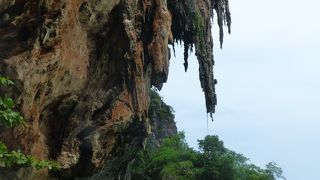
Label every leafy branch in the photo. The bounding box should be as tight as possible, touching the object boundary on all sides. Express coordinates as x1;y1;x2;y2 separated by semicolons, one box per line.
0;142;60;170
0;76;60;171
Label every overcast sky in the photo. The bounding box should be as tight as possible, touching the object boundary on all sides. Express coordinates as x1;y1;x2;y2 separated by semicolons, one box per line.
159;0;320;179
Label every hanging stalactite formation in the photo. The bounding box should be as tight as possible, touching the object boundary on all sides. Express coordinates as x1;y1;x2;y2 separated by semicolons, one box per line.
168;0;231;118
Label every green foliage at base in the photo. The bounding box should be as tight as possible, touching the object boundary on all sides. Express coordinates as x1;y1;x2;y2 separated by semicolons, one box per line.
131;133;285;180
0;142;59;170
0;76;60;171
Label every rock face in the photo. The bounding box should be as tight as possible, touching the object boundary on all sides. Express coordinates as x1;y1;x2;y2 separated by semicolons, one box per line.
145;90;177;151
0;0;230;179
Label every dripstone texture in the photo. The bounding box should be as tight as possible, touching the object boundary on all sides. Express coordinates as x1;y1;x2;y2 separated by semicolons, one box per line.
0;0;230;179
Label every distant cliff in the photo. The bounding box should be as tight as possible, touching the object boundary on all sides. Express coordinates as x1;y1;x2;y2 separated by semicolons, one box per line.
146;90;177;151
0;0;230;179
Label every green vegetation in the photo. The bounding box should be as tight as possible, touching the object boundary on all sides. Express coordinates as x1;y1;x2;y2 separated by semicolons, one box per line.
0;76;59;170
0;77;24;128
193;9;205;51
149;89;174;121
0;142;59;170
131;132;285;180
141;89;285;179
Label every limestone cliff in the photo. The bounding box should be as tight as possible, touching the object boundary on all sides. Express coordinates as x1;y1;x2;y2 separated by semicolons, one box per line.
0;0;230;179
145;90;177;151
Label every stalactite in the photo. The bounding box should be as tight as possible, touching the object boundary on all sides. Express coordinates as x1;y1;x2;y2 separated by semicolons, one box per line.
213;0;232;48
168;0;231;118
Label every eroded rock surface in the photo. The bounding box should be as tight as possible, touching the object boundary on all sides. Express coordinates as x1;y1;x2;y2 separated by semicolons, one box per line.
0;0;230;179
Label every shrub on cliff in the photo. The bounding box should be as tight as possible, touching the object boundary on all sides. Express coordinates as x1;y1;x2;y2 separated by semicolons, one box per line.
0;76;59;170
149;89;175;121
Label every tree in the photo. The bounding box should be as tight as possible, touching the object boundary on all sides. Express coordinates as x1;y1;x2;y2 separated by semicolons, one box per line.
195;135;235;180
132;132;197;180
131;133;286;180
265;162;286;180
131;90;285;180
198;135;226;158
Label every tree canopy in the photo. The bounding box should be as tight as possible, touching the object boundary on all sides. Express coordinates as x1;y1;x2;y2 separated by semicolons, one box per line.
131;132;285;180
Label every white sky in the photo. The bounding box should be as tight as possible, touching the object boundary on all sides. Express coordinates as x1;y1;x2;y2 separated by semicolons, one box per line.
160;0;320;179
